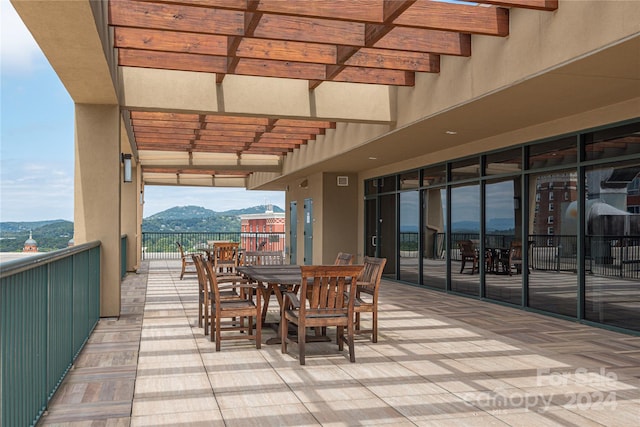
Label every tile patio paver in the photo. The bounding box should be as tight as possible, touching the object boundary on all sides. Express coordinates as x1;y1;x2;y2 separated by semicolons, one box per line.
38;260;640;426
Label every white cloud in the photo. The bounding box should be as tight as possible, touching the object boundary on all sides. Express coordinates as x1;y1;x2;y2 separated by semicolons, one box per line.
0;160;74;222
0;0;45;74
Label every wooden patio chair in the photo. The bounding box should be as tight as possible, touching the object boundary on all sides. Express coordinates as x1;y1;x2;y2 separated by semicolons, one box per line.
212;242;240;274
353;256;387;343
176;241;197;280
334;252;354;265
281;264;363;365
458;240;479;274
192;254;242;336
203;257;262;351
242;251;286;325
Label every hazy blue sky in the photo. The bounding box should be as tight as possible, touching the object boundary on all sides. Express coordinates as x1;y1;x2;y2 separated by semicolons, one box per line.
0;0;284;223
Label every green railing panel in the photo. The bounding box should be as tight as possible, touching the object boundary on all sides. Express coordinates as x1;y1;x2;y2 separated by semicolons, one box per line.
72;251;91;358
0;241;101;427
88;246;101;332
1;265;48;426
48;257;74;398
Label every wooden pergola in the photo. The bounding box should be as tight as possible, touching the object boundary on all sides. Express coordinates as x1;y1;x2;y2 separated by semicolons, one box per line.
108;0;558;183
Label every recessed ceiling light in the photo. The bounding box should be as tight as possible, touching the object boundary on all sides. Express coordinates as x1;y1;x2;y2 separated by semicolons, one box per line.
369;156;377;160
445;130;457;135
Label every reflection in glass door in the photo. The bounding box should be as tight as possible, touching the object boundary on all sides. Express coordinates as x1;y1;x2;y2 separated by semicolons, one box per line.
365;194;397;277
528;170;578;317
379;194;397;278
450;184;480;296
584;161;640;331
422;188;447;289
484;179;521;304
399;191;419;283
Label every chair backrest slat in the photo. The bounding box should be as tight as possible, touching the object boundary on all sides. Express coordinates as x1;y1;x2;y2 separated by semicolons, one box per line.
243;251;284;266
334;252;354;265
300;265;363;316
359;256;386;290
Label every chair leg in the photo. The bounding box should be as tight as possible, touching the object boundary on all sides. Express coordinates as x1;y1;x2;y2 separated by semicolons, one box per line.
346;325;355;363
298;323;306;365
215;315;222;351
281;314;288;355
460;259;465;274
372;311;378;343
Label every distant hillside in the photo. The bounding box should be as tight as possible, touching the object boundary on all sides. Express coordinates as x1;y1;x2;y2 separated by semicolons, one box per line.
142;204;283;232
0;220;68;233
0;205;283;251
0;220;73;252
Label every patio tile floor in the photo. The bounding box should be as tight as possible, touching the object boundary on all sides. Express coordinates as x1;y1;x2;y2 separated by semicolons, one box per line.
38;260;640;426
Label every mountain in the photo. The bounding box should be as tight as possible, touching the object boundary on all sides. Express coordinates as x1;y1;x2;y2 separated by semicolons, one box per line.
0;205;283;251
141;204;283;232
0;220;69;233
144;205;216;221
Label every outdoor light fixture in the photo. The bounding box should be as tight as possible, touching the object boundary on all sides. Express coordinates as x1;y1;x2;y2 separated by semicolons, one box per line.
121;153;132;183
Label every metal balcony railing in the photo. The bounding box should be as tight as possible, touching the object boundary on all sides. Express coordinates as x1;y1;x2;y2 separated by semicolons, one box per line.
0;242;101;427
141;231;287;260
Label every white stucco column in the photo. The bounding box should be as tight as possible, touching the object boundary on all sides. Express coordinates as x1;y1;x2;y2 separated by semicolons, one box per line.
74;104;121;317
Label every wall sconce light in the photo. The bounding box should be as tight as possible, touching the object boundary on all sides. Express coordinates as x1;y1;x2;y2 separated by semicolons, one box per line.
299;179;308;189
121;153;132;183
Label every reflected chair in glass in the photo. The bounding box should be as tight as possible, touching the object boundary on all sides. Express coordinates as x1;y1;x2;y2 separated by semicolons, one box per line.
508;240;524;275
353;257;387;343
458;240;479;274
281;264;363;365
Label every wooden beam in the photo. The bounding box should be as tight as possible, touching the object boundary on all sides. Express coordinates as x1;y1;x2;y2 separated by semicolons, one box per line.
261;132;314;140
204;115;270;125
200;135;255;144
256;0;384;22
475;0;558;11
234;58;326;80
223;1;262;83
346;48;439;72
131;111;200;121
114;27;228;56
132;119;200;129
236;38;336;64
141;0;249;10
274;119;335;128
270;126;325;134
133;126;196;135
393;2;510;36
334;67;415;86
254;14;365;45
118;49;227;74
375;28;471;56
109;0;245;36
203;123;268;132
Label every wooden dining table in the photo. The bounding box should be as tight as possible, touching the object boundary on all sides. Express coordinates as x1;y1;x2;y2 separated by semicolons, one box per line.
236;265;302;344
